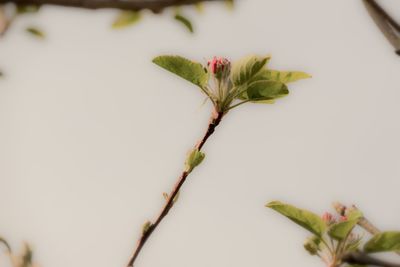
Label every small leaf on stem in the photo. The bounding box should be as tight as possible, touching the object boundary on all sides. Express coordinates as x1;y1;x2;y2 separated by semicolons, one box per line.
364;231;400;253
25;27;45;39
174;13;194;33
112;11;141;29
266;201;326;237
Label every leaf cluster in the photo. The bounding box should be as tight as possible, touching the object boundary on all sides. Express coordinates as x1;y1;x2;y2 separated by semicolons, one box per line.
266;201;400;267
152;55;309;113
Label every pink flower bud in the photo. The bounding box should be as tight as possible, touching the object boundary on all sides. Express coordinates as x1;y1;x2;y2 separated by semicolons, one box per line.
322;212;334;224
339;215;348;222
207;56;231;79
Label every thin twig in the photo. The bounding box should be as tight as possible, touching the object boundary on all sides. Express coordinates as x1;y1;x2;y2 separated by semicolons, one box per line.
126;111;224;267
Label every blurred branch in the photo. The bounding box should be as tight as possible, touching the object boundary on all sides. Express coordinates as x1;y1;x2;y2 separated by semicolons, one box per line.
0;0;224;12
362;0;400;55
343;251;400;267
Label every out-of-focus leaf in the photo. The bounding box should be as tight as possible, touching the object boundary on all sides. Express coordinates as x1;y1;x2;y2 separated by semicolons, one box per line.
112;11;141;29
364;231;400;253
21;244;33;267
225;0;234;10
0;236;11;252
17;5;40;14
195;3;204;13
25;27;45;39
153;55;208;88
174;13;194;33
266;201;326;237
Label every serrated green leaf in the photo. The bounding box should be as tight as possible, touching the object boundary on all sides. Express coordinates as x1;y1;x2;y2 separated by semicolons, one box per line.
112;11;141;29
266;201;326;237
364;231;400;253
153;55;208;88
260;70;311;83
25;27;44;39
231;55;270;87
174;13;194;33
328;219;358;241
185;148;205;172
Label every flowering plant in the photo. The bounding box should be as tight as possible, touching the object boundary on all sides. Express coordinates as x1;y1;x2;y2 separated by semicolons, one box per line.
123;55;309;266
266;201;400;267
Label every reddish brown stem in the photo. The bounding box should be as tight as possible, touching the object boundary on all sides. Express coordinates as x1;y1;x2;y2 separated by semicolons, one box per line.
126;111;224;267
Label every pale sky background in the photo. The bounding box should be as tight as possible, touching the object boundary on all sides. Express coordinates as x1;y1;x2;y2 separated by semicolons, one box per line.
0;1;399;267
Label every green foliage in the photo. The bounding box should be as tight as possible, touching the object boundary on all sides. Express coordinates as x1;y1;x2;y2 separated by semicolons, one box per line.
243;80;288;102
225;0;234;10
261;70;311;83
328;219;359;241
364;231;400;253
17;5;40;14
25;27;45;39
231;55;270;87
266;201;326;237
0;236;11;252
304;236;321;255
174;13;194;33
153;55;208;89
185;148;205;172
142;221;152;235
112;11;141;29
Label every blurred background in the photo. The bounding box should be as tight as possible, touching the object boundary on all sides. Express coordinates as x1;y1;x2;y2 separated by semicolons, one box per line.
0;0;399;267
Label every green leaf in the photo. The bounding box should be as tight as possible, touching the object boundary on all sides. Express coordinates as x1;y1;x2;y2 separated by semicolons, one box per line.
174;13;194;33
245;80;288;102
304;236;321;255
225;0;234;10
261;70;311;83
231;55;270;87
185;148;205;172
112;11;141;29
364;231;400;253
153;55;208;88
347;209;363;221
0;237;11;252
194;3;204;13
21;244;33;267
17;5;40;14
266;201;326;237
25;27;45;39
142;221;152;235
328;219;359;241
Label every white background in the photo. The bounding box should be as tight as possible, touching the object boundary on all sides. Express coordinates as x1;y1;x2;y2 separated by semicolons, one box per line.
0;0;399;267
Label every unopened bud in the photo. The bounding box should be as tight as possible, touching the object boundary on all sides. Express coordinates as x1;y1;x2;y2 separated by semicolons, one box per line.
321;212;336;225
207;56;231;80
303;236;321;255
332;202;347;216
